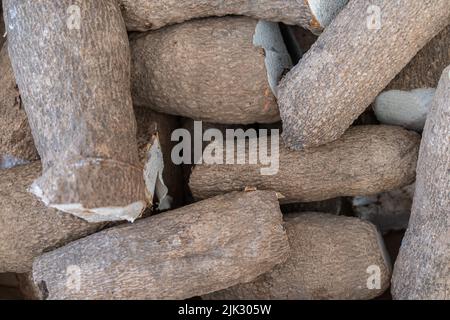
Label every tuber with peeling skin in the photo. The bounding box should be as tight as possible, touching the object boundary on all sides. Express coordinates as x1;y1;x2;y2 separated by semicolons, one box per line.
385;25;450;91
0;108;181;273
0;42;38;163
277;0;450;150
31;191;289;300
0;162;107;273
119;0;348;35
135;106;185;209
189;125;420;204
130;16;291;124
4;0;147;222
203;213;391;300
392;66;450;300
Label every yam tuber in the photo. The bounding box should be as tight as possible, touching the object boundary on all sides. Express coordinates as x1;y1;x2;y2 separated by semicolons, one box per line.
131;17;291;124
277;0;450;149
392;66;450;300
4;0;147;222
204;213;391;300
0;108;182;273
119;0;348;34
189;125;420;203
31;191;289;300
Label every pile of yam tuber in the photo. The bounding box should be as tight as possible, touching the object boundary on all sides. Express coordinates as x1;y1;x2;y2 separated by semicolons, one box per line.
0;0;449;300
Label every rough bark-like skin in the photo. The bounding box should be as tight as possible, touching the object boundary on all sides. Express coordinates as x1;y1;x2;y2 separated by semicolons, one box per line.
278;0;450;150
119;0;332;33
0;42;38;161
386;25;450;91
32;191;289;300
4;0;146;221
190;125;420;203
135;106;185;208
131;17;281;124
0;109;185;273
204;213;391;300
0;162;107;273
392;66;450;300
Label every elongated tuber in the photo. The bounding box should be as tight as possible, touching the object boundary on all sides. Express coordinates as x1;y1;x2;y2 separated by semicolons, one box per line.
278;0;450;149
31;191;289;300
4;0;147;222
131;17;291;124
204;213;391;300
392;66;450;300
189;125;420;203
119;0;348;34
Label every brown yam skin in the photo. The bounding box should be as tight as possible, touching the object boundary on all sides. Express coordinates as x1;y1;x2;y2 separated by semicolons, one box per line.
31;191;289;300
189;125;420;203
0;108;184;273
386;25;450;91
277;0;450;150
3;0;146;215
0;162;106;273
0;42;38;161
392;66;450;300
130;17;280;124
204;213;391;300
120;0;318;33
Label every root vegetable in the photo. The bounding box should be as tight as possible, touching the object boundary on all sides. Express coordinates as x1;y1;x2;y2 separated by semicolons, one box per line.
119;0;348;34
204;213;391;300
189;125;420;203
4;0;146;222
277;0;450;150
131;17;291;124
0;108;182;273
0;162;106;273
392;66;450;300
31;191;289;300
386;25;450;91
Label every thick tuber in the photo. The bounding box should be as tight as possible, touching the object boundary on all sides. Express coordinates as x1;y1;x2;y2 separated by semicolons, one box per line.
31;191;289;300
277;0;450;149
4;0;147;222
